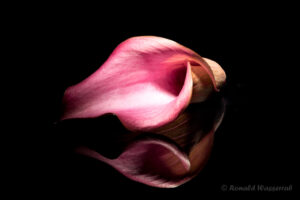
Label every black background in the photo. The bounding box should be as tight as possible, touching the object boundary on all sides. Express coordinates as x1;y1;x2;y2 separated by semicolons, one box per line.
16;5;297;198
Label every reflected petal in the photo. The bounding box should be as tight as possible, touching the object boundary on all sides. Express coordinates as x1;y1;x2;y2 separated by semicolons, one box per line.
77;136;190;188
75;97;225;188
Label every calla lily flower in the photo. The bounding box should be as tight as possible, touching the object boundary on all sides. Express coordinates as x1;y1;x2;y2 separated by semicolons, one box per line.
60;36;226;188
62;36;226;131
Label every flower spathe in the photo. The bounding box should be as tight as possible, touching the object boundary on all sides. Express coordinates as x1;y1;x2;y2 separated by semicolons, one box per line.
61;36;226;131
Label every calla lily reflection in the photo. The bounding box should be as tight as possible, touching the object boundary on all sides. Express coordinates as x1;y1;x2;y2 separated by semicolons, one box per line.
74;97;225;188
60;36;226;188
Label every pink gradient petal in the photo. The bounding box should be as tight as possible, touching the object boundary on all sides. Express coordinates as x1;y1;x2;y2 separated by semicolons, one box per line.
61;36;217;131
76;137;191;188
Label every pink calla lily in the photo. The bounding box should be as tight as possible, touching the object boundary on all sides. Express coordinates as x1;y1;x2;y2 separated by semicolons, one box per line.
61;36;226;188
62;36;225;131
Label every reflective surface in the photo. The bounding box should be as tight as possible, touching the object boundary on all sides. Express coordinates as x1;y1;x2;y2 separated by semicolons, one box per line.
27;16;295;197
